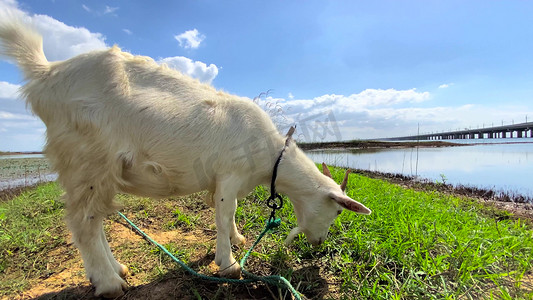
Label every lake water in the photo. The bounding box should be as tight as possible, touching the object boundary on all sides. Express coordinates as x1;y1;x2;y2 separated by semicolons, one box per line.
0;174;58;191
305;139;533;197
0;154;52;191
2;144;532;197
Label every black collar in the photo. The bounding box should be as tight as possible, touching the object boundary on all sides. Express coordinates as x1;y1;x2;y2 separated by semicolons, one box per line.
266;135;292;221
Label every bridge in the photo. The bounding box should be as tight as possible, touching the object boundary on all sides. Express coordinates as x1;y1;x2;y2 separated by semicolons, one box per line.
385;122;533;141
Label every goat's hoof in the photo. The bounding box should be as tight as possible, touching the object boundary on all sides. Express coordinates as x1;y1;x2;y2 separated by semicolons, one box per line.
118;264;130;278
93;274;128;298
219;262;241;279
231;233;246;246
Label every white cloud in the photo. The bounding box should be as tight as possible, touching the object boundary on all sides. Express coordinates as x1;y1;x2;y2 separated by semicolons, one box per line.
0;89;46;150
81;4;118;16
174;29;205;49
0;81;20;99
159;56;219;84
0;80;47;152
272;88;430;117
0;110;34;120
0;82;29;115
103;6;118;15
0;0;17;10
31;14;107;61
122;28;132;35
288;92;294;99
352;88;430;107
252;88;532;142
0;2;107;150
439;83;453;89
0;3;108;61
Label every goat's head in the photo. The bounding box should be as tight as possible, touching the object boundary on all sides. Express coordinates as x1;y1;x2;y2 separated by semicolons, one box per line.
284;162;371;246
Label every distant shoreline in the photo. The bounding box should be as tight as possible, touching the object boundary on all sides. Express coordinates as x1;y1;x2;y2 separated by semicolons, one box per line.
0;151;43;156
3;139;532;155
298;140;464;150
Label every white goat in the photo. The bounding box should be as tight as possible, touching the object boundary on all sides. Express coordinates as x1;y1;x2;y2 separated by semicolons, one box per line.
0;19;371;298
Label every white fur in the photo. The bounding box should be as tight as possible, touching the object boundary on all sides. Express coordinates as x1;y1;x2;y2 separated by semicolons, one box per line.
0;19;371;297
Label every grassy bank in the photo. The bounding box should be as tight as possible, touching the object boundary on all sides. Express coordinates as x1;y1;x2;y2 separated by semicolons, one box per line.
1;166;532;299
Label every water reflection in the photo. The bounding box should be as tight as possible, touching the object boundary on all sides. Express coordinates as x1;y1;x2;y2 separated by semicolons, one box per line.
0;154;53;191
306;143;533;196
0;173;58;191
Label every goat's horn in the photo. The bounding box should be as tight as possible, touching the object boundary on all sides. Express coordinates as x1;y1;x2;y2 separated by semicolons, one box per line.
322;162;332;178
284;126;296;146
340;169;351;192
286;126;296;138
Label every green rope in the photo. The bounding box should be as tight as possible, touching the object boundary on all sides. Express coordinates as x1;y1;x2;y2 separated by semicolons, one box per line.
117;212;302;300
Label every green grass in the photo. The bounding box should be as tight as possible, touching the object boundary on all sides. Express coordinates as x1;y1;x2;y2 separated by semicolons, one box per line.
236;166;533;299
0;167;532;299
0;182;65;293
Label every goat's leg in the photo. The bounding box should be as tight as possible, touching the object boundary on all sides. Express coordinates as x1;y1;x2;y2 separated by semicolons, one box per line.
230;216;246;245
206;190;244;245
99;227;129;278
66;193;127;298
213;176;242;278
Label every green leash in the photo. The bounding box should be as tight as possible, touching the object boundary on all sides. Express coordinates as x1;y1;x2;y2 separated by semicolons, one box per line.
118;212;302;300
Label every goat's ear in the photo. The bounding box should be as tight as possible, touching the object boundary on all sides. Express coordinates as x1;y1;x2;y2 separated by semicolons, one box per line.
340;169;351;192
330;193;371;215
322;163;332;178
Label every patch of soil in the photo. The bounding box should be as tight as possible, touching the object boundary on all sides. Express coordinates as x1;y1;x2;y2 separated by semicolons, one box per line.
5;204;323;300
0;184;41;202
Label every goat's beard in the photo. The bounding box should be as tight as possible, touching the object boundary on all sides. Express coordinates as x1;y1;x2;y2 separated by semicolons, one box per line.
284;227;302;245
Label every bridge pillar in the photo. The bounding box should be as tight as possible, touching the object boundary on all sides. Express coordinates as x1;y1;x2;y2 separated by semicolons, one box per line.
518;130;523;138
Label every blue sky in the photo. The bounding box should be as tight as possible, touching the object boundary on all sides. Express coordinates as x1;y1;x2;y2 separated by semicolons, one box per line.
1;0;533;151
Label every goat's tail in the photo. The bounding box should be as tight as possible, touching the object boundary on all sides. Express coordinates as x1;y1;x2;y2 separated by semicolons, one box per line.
0;17;50;80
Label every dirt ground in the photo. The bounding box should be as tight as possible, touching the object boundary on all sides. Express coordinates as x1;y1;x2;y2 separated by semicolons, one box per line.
2;191;335;300
4;217;298;300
